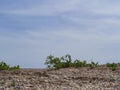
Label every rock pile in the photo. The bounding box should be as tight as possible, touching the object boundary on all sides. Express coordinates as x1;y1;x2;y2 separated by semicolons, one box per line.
0;66;120;90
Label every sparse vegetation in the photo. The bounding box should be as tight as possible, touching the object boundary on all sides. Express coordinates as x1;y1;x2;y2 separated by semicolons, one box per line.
106;62;117;71
11;81;16;86
45;54;99;69
0;61;20;71
45;54;118;71
9;65;20;70
73;60;87;67
0;61;9;70
88;61;99;69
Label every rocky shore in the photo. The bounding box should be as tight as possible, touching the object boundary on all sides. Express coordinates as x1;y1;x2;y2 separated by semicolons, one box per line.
0;65;120;90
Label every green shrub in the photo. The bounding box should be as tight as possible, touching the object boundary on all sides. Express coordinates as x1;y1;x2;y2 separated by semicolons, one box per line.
89;61;99;69
45;54;100;69
0;61;9;70
106;63;117;71
45;55;62;69
73;60;87;67
0;61;20;71
9;65;20;70
61;54;72;68
45;54;74;69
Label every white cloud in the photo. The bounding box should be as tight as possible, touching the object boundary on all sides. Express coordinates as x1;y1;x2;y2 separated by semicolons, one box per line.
1;0;120;16
1;0;81;16
91;2;120;15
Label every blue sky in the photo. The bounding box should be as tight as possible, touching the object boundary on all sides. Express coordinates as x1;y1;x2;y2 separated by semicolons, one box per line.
0;0;120;68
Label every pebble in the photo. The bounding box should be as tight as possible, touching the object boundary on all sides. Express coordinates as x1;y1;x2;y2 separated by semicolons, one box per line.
0;67;120;90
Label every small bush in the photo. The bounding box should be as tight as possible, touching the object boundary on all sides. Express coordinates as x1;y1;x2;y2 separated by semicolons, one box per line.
106;63;117;71
0;61;20;71
9;65;20;70
45;55;62;69
61;54;72;68
0;61;9;70
73;60;87;67
88;61;99;69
